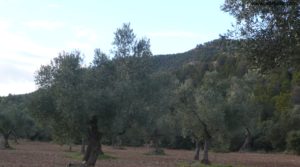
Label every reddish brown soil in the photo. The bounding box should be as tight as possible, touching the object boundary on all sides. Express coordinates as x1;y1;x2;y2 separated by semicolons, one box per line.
0;141;300;167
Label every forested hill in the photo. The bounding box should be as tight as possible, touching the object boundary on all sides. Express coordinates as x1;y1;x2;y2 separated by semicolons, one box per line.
151;39;241;72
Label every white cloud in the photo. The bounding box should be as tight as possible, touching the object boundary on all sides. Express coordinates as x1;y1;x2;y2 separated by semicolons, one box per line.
47;3;62;9
65;41;92;50
0;19;10;30
24;20;64;31
73;27;98;42
0;19;57;96
0;81;36;96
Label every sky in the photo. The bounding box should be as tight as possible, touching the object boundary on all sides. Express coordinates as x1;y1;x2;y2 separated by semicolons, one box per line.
0;0;234;96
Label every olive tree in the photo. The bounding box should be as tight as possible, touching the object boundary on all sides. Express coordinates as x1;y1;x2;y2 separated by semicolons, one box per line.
226;71;260;151
0;95;34;149
177;70;228;164
110;23;153;147
34;51;102;166
222;0;300;71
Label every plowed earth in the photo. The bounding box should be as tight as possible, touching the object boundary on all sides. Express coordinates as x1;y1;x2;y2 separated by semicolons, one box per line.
0;141;300;167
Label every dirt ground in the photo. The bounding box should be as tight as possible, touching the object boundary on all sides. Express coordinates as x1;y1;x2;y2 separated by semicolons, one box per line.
1;141;300;167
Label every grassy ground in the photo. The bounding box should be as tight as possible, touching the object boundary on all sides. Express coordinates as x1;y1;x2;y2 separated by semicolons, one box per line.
1;140;300;167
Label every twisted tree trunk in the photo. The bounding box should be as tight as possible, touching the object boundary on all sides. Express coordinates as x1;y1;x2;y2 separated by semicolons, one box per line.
81;137;86;154
151;129;164;155
3;134;10;149
239;128;251;152
201;139;210;165
11;130;19;144
82;116;102;166
194;141;201;160
1;130;12;149
68;144;73;152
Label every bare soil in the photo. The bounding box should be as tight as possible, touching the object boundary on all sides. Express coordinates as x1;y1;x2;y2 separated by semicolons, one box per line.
0;141;300;167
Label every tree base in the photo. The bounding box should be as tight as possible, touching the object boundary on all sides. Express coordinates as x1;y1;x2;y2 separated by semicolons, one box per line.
0;144;12;150
201;159;211;165
67;162;86;167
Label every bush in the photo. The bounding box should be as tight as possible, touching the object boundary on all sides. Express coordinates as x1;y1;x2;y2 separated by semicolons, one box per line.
252;135;273;152
161;136;194;149
228;133;244;152
286;130;300;155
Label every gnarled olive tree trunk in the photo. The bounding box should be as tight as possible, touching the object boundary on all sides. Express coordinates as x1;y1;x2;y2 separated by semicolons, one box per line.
0;130;12;149
82;116;102;166
201;139;210;165
201;123;211;165
194;140;201;160
3;134;10;148
81;137;86;154
151;129;164;155
239;127;251;152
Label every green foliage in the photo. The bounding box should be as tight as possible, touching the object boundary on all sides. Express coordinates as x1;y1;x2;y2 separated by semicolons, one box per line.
274;93;292;114
112;23;136;58
222;0;300;71
287;130;300;155
292;72;300;86
33;51;86;145
0;94;45;148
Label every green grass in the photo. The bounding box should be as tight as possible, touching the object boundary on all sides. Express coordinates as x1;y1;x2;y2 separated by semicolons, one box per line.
65;151;116;160
177;161;240;167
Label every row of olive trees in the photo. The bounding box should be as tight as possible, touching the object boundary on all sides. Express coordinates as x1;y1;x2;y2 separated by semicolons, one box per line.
27;23;273;167
31;23;176;166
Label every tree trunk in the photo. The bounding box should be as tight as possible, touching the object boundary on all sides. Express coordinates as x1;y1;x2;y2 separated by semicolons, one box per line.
153;138;160;154
2;134;10;149
83;116;101;167
112;135;122;149
239;128;251;152
69;144;73;152
151;133;164;155
11;130;18;144
154;136;159;152
81;137;86;154
201;139;210;165
194;141;201;160
115;135;123;149
99;142;104;155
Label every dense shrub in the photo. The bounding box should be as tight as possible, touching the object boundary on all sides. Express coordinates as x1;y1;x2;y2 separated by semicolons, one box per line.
287;130;300;155
228;134;244;151
161;136;194;150
252;135;273;152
